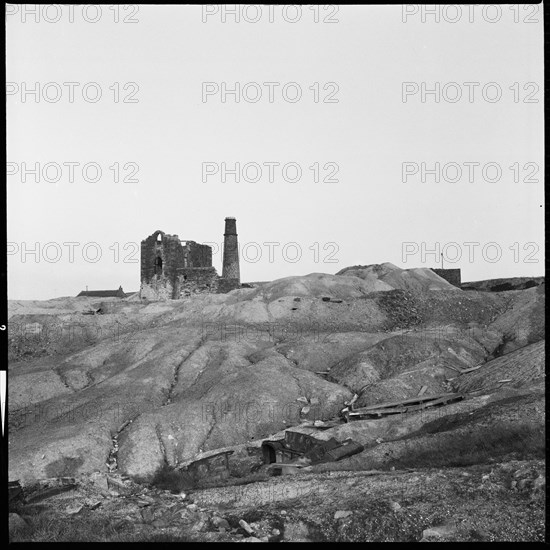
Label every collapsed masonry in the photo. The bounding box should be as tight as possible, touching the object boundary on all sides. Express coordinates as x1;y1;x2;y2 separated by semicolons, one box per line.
140;217;241;300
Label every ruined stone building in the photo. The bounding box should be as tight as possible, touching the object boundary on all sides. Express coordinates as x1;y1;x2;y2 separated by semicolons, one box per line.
430;268;461;288
140;217;241;300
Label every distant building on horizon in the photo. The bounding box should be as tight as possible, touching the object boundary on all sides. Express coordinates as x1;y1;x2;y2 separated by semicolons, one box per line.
430;268;461;288
77;286;127;298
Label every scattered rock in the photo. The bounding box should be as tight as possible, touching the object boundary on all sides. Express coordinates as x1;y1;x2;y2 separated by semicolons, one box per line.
532;474;545;495
212;516;230;531
421;520;457;541
388;501;401;512
191;518;207;532
421;529;441;541
136;496;154;507
517;479;529;491
239;519;255;535
334;510;353;520
85;499;102;510
92;474;109;492
65;503;83;515
141;508;154;523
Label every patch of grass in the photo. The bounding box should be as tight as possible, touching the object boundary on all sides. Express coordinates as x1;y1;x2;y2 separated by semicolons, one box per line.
11;509;134;542
388;422;545;470
10;506;199;542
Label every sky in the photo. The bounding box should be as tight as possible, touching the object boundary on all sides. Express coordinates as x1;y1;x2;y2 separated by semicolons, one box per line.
6;4;545;300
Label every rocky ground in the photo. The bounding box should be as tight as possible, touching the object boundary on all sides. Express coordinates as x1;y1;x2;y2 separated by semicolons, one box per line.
9;459;545;542
8;263;545;541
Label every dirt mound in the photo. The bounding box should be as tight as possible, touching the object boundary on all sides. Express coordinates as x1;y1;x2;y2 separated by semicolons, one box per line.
453;340;545;394
336;263;458;292
327;332;486;404
486;285;545;355
247;272;392;302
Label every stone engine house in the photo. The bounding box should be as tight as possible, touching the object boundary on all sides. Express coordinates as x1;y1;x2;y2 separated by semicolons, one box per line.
140;217;241;300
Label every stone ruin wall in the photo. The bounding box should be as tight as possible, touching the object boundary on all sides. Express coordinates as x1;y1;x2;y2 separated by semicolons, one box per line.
140;229;239;300
431;268;462;288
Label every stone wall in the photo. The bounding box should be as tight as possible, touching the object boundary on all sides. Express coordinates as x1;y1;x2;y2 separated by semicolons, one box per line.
140;230;217;300
140;276;176;301
185;241;213;268
217;278;241;294
176;267;219;297
141;268;219;300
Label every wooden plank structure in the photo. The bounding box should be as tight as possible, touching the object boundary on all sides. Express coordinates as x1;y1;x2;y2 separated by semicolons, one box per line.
261;430;364;466
184;450;235;484
8;480;23;504
342;392;464;421
440;359;484;375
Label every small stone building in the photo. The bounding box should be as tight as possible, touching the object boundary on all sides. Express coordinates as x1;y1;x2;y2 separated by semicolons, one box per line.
77;286;127;298
431;268;461;288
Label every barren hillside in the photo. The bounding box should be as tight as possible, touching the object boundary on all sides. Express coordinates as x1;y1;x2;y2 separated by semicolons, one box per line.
8;266;545;542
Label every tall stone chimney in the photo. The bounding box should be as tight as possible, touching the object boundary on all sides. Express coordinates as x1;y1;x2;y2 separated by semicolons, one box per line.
222;217;240;283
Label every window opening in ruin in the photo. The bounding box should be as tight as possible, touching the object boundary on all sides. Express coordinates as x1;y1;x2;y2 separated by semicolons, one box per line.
157;233;162;242
155;256;163;275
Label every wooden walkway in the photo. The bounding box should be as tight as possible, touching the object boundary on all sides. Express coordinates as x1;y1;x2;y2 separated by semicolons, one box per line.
343;392;464;421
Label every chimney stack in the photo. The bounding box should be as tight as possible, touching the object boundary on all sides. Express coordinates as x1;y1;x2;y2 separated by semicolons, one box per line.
222;217;240;283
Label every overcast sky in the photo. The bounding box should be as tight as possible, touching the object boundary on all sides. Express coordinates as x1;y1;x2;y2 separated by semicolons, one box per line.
7;4;544;300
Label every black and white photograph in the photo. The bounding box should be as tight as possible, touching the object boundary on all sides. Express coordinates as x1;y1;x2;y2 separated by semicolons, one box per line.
5;3;545;542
